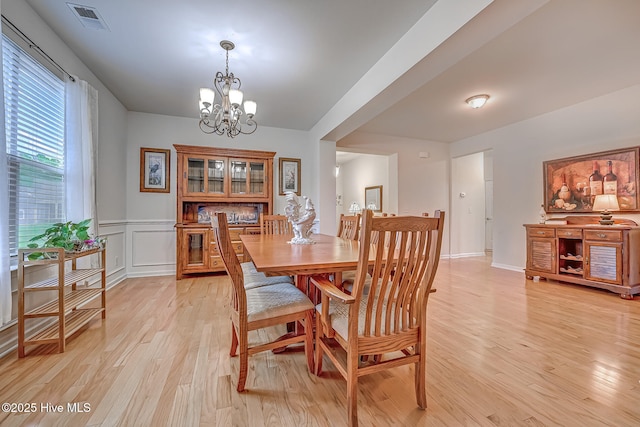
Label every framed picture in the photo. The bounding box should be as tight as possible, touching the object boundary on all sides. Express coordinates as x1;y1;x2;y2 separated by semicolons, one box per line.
279;157;301;196
365;185;383;212
543;147;639;213
140;147;170;193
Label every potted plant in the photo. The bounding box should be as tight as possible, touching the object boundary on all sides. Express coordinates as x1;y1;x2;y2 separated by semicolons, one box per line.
26;219;95;259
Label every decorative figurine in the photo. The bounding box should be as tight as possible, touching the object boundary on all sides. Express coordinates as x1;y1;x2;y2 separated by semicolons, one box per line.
284;192;316;244
539;204;547;224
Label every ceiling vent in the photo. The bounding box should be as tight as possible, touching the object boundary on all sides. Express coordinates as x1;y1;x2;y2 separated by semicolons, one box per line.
66;3;110;31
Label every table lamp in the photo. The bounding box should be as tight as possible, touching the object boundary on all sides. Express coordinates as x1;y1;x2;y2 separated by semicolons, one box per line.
348;202;361;214
592;194;620;225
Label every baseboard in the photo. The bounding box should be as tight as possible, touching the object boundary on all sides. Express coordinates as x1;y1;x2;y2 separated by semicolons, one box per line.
449;252;486;259
490;262;524;273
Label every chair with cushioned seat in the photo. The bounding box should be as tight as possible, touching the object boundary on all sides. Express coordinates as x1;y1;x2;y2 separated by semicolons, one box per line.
259;213;293;235
311;209;445;426
213;212;314;392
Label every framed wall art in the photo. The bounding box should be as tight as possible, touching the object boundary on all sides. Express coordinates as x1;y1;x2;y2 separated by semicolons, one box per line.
140;147;170;193
365;185;382;212
543;147;639;213
279;157;301;196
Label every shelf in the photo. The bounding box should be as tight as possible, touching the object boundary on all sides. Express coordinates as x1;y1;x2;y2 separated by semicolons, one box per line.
18;246;106;357
25;288;103;317
25;308;103;345
559;255;583;261
23;268;104;291
559;267;583;275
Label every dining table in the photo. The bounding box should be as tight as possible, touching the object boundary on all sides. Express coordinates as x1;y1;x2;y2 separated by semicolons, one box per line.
239;233;363;295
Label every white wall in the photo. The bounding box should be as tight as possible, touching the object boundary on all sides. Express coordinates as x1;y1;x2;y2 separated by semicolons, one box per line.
337;132;451;255
338;153;390;217
125;112;318;276
450;84;640;270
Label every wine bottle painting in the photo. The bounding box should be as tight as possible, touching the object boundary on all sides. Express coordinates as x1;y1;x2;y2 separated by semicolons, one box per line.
543;147;639;213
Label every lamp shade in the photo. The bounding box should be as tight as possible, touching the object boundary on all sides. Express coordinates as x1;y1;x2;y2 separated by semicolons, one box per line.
466;94;489;108
244;100;257;116
229;89;243;106
199;87;215;107
592;194;620;212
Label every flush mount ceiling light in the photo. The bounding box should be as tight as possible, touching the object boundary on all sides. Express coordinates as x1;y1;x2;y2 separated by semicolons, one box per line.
465;94;490;109
199;40;257;138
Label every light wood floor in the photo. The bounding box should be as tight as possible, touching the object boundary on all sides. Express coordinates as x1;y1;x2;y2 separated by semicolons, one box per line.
2;256;640;426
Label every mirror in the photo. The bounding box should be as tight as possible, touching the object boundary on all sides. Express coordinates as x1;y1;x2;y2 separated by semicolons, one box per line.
364;185;382;212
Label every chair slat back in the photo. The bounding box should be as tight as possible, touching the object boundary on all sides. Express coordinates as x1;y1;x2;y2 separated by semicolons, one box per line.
259;214;293;235
353;210;445;338
213;213;246;315
337;213;361;240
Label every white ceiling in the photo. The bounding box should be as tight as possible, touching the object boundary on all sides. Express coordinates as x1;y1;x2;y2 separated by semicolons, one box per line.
21;0;640;144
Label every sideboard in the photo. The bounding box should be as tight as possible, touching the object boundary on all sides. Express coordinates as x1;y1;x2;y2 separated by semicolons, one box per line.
524;216;640;299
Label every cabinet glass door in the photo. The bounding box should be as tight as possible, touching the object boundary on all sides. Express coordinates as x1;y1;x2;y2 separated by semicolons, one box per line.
229;158;267;197
186;158;205;193
230;160;248;195
183;229;207;271
249;161;265;195
207;159;225;195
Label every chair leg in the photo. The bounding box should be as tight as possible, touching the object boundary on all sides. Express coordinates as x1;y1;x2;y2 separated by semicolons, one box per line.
304;310;314;373
347;351;359;427
237;330;249;392
230;323;238;357
415;353;427;409
314;313;323;376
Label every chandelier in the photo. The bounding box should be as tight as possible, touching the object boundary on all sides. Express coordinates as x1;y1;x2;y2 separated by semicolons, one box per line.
199;40;257;137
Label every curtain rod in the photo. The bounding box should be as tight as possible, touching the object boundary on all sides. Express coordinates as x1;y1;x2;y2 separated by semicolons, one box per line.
1;14;75;82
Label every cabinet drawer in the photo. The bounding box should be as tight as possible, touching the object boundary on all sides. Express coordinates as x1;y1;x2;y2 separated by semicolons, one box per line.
557;229;582;239
528;228;555;238
229;228;245;241
209;242;242;255
209;244;220;255
584;229;622;242
210;255;224;269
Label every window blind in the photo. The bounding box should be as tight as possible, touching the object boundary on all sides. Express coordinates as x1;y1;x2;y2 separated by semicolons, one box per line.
3;34;65;256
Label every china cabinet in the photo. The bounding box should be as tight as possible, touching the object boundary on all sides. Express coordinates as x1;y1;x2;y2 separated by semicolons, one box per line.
174;145;275;279
524;216;640;299
17;246;106;357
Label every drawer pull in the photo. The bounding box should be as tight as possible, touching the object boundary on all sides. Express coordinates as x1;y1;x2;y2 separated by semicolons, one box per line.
597;233;606;238
566;232;572;236
537;231;545;235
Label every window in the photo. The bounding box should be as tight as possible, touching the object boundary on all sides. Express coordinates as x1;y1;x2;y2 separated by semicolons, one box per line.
3;34;65;256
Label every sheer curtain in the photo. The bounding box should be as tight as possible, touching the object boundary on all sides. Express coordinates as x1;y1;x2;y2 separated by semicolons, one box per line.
65;78;98;235
0;16;12;326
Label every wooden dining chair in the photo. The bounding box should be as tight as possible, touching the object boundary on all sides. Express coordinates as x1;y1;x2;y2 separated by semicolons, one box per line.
311;209;445;426
259;213;293;235
337;213;361;241
213;212;314;392
335;213;361;290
